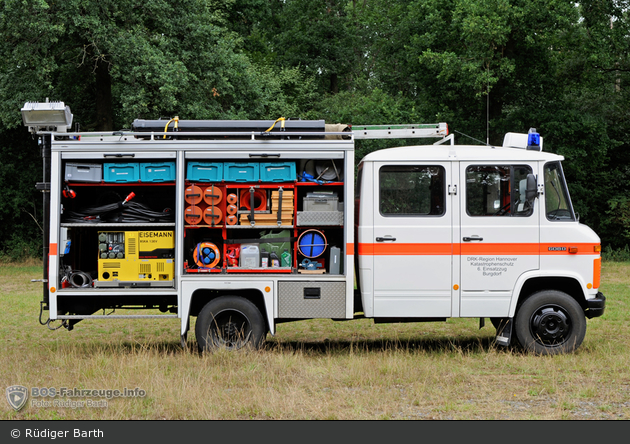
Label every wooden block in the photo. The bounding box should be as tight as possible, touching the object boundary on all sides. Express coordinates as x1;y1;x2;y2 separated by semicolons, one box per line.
271;191;293;197
239;214;293;226
298;269;326;274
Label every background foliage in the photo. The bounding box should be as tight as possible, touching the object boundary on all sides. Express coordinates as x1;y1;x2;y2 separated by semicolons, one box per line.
1;0;629;259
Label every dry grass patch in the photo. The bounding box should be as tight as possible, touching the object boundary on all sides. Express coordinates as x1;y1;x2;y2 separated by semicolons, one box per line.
1;262;629;419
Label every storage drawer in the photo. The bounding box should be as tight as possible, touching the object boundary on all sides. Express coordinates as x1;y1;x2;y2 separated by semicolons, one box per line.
302;195;339;212
140;162;176;182
260;162;296;182
104;163;140;183
224;162;259;182
65;163;102;183
278;281;346;318
187;162;223;182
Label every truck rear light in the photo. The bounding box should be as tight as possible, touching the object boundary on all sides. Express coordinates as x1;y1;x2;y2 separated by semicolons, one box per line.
594;245;601;253
568;246;578;254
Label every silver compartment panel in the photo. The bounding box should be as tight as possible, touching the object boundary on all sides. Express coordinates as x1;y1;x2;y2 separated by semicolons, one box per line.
278;281;346;318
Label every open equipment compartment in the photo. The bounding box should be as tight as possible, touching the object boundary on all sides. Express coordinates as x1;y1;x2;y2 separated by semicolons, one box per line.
182;155;347;275
58;154;177;290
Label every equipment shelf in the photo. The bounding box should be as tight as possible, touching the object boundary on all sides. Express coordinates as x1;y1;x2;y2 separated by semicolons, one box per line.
61;223;176;227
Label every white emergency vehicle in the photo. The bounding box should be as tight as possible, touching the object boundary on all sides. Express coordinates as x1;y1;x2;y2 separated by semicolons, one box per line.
22;101;605;355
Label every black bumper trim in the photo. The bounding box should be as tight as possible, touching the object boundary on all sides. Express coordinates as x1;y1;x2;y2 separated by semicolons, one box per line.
585;292;606;319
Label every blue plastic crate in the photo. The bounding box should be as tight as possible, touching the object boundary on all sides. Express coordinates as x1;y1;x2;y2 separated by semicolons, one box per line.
224;162;259;182
260;162;296;182
103;163;140;183
187;162;223;182
140;162;176;182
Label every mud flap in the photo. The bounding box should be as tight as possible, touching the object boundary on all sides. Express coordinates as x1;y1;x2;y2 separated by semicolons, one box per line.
495;318;513;347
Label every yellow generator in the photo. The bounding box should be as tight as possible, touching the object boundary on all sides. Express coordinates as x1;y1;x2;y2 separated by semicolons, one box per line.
95;231;175;288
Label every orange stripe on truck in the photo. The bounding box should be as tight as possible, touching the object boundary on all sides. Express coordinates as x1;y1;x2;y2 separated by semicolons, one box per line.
358;242;601;256
461;243;539;255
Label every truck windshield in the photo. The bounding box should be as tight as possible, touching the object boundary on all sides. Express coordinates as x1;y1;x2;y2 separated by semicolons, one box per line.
544;162;576;221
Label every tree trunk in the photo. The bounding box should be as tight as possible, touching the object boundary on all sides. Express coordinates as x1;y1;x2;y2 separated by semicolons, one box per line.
95;60;113;131
330;73;339;94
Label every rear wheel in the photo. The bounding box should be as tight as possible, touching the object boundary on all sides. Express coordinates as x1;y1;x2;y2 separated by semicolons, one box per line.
195;296;266;352
514;290;586;355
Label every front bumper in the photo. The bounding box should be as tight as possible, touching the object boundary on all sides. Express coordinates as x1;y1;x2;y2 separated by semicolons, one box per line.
585;292;606;319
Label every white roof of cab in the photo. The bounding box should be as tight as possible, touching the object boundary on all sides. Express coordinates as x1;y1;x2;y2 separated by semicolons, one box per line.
360;143;563;163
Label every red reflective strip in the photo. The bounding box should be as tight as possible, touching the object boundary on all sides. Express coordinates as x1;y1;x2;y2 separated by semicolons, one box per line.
346;243;355;255
49;243;58;256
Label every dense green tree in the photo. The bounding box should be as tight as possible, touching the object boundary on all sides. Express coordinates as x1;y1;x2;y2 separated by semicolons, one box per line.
0;0;315;259
347;0;629;249
1;0;629;258
0;0;317;130
270;0;358;94
562;0;630;248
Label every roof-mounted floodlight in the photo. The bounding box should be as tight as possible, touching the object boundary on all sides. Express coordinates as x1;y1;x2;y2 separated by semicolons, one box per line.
21;101;73;134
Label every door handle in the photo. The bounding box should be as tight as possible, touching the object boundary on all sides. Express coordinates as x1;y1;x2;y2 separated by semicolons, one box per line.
463;236;484;242
376;237;396;242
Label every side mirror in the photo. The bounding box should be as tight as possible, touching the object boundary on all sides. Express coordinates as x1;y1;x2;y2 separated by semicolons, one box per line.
526;174;537;202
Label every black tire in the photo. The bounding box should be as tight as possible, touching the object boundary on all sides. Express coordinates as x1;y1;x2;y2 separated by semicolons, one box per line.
195;296;266;352
514;290;586;355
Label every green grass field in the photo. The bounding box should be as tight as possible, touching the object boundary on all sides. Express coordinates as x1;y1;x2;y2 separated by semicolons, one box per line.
1;260;629;420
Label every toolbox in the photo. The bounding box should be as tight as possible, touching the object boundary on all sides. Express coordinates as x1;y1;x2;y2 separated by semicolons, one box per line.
187;162;223;182
297;211;344;226
140;162;176;182
65;163;102;183
260;162;296;182
103;163;140;183
303;191;339;212
224;162;259;182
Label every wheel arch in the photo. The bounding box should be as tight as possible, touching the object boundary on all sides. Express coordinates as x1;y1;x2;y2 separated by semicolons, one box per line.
190;288;272;334
509;273;587;317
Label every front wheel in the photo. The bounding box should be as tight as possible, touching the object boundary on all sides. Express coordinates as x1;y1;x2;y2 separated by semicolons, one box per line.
514;290;586;355
195;296;266;352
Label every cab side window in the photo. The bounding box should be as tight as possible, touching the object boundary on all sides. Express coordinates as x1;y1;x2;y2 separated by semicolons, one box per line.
466;165;533;216
379;166;445;216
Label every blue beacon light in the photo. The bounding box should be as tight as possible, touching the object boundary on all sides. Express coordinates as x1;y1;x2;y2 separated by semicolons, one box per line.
527;128;541;151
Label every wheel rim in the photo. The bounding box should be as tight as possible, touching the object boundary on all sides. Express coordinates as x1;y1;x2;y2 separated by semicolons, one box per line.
209;309;252;350
529;304;572;347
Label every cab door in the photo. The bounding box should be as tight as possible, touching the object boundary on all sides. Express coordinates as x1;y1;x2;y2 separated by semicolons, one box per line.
459;163;539;317
371;162;455;317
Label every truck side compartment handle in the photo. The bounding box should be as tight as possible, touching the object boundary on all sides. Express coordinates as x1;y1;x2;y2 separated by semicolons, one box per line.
463;236;484;242
376;237;396;242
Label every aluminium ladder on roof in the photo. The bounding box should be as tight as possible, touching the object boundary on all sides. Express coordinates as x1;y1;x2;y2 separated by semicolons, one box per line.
351;123;453;144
